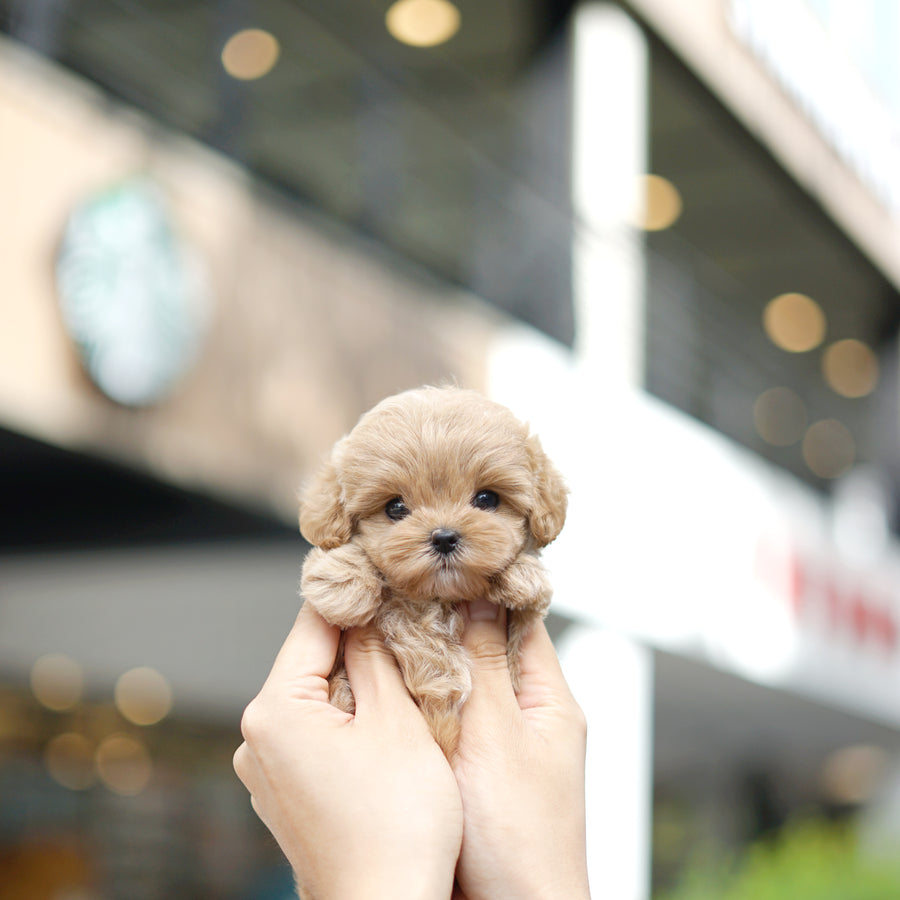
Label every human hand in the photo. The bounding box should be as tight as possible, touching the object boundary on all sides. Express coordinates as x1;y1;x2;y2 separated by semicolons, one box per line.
234;603;463;900
452;599;591;900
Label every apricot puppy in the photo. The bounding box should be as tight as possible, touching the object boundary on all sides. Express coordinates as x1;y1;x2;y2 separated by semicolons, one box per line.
299;385;567;757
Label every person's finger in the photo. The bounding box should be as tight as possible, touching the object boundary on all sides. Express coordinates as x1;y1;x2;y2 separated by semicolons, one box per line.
517;616;568;685
513;617;577;710
263;601;341;701
342;623;419;717
460;598;516;712
232;742;253;788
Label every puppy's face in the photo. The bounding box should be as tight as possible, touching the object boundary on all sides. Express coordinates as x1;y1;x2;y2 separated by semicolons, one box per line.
354;454;529;602
300;387;567;602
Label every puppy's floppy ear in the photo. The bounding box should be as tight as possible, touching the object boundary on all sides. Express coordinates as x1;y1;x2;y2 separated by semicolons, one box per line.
299;457;353;549
526;434;568;548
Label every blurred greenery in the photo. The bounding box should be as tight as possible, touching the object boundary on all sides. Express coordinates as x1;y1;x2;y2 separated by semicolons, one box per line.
657;819;900;900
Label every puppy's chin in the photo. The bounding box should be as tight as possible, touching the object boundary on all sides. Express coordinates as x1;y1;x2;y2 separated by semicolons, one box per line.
359;515;522;603
411;562;493;604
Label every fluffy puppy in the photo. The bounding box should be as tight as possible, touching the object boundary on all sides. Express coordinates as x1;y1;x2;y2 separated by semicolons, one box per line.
299;385;567;757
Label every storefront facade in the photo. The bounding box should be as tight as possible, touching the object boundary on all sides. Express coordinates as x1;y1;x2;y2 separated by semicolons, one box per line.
2;2;900;897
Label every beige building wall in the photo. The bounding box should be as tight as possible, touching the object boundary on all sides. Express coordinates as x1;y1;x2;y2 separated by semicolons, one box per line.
0;37;506;523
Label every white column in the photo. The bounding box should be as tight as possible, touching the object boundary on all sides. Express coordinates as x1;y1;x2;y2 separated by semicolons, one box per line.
544;2;651;617
571;1;648;388
489;6;654;896
559;624;654;900
564;8;653;899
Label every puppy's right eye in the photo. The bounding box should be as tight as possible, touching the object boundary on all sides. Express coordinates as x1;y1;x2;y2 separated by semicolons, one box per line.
385;498;411;521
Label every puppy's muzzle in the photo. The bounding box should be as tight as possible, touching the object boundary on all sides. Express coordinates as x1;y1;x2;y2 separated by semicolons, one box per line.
431;528;461;556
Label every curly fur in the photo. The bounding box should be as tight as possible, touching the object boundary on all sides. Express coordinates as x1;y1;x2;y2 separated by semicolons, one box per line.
299;385;567;757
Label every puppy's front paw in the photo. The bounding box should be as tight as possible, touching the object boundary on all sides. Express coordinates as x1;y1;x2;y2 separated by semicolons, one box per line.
488;553;552;613
300;544;384;627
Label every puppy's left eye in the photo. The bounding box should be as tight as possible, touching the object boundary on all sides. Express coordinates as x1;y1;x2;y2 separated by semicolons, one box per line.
472;489;499;511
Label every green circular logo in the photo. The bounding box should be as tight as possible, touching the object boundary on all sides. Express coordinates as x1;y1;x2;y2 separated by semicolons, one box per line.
56;178;208;406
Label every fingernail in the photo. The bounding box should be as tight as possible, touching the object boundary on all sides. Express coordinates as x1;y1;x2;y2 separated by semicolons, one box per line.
468;597;500;622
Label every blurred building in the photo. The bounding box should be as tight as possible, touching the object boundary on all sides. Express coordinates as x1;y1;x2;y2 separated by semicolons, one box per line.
1;1;900;898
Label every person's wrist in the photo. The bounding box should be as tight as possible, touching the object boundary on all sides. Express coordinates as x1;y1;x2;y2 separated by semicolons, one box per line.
528;875;591;900
458;843;590;900
523;841;591;900
307;851;455;900
463;881;591;900
334;870;455;900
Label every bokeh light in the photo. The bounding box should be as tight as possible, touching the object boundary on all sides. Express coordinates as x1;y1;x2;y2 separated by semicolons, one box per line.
385;0;461;47
763;293;826;353
820;744;888;805
114;666;173;726
221;29;280;80
822;338;879;398
30;654;84;711
635;174;682;231
802;419;855;479
95;733;153;796
753;386;807;446
44;733;96;790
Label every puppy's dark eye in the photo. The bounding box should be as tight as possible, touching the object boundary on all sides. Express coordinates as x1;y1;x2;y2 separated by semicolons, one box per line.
385;498;411;521
472;489;499;511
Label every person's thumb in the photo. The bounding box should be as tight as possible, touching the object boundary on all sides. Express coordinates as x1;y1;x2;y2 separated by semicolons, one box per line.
462;598;515;708
343;623;416;717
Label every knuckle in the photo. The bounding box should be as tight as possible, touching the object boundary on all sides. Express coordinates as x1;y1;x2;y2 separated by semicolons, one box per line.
344;626;391;661
232;742;249;780
349;629;385;654
239;697;267;745
568;700;588;740
468;637;510;671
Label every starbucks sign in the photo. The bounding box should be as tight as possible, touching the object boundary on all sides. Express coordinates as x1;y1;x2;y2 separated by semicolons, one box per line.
56;178;208;406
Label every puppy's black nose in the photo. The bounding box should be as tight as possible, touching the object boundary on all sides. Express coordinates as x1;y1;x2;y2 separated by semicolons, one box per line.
431;528;461;555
